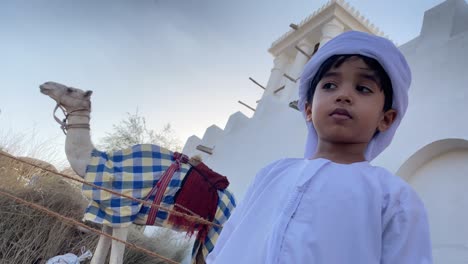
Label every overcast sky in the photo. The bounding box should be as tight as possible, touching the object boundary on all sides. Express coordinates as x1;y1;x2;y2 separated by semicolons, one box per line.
0;0;446;166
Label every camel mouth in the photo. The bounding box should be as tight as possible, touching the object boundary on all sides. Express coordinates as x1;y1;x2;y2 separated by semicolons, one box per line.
39;84;52;95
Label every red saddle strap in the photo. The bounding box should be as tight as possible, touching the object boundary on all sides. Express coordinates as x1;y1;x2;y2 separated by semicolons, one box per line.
146;152;189;225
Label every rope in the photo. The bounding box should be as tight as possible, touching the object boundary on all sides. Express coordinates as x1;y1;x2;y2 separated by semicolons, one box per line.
0;152;221;228
0;189;179;264
53;103;91;135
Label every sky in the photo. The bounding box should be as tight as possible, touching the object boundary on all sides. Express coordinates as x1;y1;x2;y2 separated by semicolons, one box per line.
0;0;446;167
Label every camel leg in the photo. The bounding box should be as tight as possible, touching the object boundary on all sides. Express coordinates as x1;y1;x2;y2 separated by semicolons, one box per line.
91;225;112;264
109;226;129;264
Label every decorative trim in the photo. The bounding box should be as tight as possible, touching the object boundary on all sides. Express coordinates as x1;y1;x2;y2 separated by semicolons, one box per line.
270;0;387;49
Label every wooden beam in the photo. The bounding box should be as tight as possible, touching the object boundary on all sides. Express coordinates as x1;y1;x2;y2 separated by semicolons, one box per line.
289;100;299;111
289;23;299;30
196;145;213;155
295;45;311;59
249;77;265;90
274;85;285;94
283;73;300;83
238;100;256;112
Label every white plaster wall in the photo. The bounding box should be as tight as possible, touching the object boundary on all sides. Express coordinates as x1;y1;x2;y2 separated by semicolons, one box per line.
407;150;468;264
183;0;468;202
183;135;202;156
189;95;307;198
373;24;468;172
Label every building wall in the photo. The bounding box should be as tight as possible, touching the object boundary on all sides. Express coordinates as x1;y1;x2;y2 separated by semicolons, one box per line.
184;0;468;204
373;0;468;173
183;96;306;199
406;149;468;263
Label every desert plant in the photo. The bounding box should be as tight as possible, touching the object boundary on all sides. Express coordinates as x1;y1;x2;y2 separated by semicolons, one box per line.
98;110;182;152
0;173;192;263
0;175;98;264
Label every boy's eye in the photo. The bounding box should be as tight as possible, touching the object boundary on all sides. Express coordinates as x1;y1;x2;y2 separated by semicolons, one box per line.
322;83;337;90
356;86;373;93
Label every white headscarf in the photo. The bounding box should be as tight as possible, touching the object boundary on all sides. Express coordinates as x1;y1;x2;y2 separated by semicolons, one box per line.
298;31;411;161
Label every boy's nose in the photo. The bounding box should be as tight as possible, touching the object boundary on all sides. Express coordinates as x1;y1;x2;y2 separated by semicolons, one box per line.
335;94;352;104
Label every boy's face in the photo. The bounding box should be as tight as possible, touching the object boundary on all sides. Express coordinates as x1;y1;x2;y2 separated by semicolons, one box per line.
305;56;397;145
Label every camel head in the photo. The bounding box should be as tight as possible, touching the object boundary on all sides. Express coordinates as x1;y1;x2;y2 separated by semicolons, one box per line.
40;81;93;112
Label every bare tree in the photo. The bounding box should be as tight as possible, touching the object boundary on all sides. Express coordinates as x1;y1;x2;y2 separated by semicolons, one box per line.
98;110;182;152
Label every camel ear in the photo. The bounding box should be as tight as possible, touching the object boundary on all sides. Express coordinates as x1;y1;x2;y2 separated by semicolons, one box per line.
84;90;93;97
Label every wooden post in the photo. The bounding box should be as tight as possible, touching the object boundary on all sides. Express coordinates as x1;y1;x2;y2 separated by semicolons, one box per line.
196;145;213;155
289;23;299;30
289;100;300;111
295;45;312;59
274;85;285;94
249;77;265;90
283;73;300;83
238;100;256;112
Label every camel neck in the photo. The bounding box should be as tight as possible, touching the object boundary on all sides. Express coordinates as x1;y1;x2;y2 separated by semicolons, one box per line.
67;111;90;125
65;113;94;178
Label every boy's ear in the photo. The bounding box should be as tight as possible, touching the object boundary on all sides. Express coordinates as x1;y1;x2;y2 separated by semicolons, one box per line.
305;102;313;122
377;109;397;133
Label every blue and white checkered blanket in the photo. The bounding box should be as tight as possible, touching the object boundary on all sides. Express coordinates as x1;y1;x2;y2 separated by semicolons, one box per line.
82;144;236;262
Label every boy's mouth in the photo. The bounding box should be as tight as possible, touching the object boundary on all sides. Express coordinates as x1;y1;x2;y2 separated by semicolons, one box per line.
330;108;353;119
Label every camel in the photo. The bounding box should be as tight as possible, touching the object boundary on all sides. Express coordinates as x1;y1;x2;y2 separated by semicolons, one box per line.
39;81;235;264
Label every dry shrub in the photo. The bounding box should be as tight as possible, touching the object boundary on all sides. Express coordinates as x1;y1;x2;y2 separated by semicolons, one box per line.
0;128;67;170
124;228;192;264
0;175;98;264
0;150;22;190
0;162;191;263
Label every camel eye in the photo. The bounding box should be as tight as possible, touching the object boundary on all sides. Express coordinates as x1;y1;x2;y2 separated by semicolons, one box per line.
67;88;73;93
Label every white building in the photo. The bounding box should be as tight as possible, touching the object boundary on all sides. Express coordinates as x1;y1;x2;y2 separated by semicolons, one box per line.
183;0;468;262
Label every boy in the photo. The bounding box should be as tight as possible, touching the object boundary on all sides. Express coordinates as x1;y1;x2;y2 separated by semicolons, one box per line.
206;31;432;263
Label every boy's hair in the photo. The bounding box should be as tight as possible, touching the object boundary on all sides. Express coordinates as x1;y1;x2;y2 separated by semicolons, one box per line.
306;54;393;112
